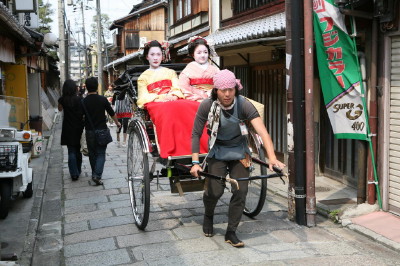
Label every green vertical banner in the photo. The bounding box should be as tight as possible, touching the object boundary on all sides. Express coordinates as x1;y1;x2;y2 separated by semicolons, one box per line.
313;0;368;140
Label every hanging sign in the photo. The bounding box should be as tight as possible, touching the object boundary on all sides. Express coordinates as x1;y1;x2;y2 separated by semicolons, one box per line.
313;0;368;140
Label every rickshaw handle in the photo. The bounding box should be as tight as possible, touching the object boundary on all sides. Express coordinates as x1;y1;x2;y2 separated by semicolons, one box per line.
175;163;239;189
174;163;286;190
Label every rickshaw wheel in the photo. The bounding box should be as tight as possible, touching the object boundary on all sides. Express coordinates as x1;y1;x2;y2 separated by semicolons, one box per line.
127;126;150;230
243;133;267;217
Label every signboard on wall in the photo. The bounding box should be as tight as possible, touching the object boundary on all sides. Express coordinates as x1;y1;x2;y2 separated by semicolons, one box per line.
4;64;29;126
14;0;37;13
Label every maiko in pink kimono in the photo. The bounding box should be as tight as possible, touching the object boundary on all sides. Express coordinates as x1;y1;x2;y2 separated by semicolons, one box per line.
179;36;220;101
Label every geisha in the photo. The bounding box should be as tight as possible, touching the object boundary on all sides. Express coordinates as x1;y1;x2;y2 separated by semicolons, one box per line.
178;36;220;101
136;40;208;158
137;40;183;108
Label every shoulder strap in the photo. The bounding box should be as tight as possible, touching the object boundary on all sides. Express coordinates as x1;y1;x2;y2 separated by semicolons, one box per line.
237;95;245;121
81;99;96;130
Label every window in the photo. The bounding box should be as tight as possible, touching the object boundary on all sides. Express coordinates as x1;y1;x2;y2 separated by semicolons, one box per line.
175;0;191;21
233;0;274;15
125;33;139;49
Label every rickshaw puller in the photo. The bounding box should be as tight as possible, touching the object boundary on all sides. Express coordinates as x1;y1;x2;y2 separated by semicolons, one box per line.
190;70;285;248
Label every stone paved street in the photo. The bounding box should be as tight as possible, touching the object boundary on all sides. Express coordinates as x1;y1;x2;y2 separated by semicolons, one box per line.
22;119;400;265
55;124;400;265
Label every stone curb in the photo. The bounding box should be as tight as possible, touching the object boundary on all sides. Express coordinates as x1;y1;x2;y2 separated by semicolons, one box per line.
19;114;59;265
266;181;400;252
346;223;400;251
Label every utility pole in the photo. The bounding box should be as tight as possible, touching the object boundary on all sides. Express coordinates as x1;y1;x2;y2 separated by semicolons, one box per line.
58;0;67;86
96;0;104;93
81;0;89;79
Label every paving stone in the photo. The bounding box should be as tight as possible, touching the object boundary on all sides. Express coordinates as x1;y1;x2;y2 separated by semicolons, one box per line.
97;200;131;210
64;195;109;208
90;215;134;229
114;207;133;216
142;218;181;231
172;225;205;240
239;231;281;246
64;180;94;189
131;238;220;261
64;220;89;234
236;219;295;234
65;209;114;223
64;224;139;245
181;214;227;227
117;230;176;248
270;227;339;243
64;204;97;215
65;249;131;266
109;193;130;202
283;255;387;266
159;200;209;211
103;179;128;189
303;241;359;256
64;237;116;257
139;249;248;266
148;209;192;220
65;188;120;200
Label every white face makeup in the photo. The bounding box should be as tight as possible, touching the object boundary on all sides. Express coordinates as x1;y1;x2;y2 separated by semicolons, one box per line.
193;44;209;65
146;46;163;69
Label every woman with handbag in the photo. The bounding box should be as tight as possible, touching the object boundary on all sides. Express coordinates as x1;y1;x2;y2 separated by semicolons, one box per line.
82;77;121;185
58;79;84;181
190;70;285;247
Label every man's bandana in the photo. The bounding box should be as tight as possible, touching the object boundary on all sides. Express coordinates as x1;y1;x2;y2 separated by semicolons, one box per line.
213;69;243;90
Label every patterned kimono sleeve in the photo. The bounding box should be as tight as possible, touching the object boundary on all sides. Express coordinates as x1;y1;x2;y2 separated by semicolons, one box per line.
137;73;158;108
178;71;207;101
168;70;184;99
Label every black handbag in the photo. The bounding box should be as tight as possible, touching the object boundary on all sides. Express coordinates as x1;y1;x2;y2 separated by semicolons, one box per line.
81;99;113;146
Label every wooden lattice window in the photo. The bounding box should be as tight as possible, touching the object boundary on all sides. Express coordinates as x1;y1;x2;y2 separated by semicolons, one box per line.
125;32;139;49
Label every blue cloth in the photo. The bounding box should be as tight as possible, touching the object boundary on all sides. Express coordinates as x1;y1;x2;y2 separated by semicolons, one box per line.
86;130;107;179
209;96;249;161
67;145;82;177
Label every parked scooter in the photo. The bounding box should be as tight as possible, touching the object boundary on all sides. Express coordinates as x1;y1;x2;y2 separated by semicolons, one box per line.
0;96;33;219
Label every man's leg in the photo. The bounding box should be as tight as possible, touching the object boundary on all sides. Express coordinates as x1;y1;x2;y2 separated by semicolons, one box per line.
225;160;249;247
203;158;227;236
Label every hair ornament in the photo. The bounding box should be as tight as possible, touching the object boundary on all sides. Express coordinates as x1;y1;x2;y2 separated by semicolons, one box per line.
160;41;171;63
188;35;207;44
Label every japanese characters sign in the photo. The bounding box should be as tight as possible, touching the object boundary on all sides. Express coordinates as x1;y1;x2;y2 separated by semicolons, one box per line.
313;0;368;140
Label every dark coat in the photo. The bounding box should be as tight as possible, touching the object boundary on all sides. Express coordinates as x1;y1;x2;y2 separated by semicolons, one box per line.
58;95;84;146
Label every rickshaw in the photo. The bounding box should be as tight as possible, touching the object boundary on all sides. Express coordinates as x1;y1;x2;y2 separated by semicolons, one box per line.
113;65;285;230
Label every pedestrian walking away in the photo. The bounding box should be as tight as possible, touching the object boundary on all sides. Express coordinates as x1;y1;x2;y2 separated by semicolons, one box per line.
58;79;84;181
114;89;133;147
82;77;121;185
190;69;286;247
104;84;115;126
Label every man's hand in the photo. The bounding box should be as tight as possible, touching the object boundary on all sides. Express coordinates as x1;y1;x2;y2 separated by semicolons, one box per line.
116;121;122;128
190;164;202;178
268;158;286;172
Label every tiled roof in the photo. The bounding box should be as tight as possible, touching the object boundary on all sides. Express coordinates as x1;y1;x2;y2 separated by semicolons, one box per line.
0;2;32;43
177;12;285;54
104;50;142;69
168;26;210;45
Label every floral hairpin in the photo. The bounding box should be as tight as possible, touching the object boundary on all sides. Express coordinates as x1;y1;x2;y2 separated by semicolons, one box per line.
160;41;171;63
188;35;207;45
